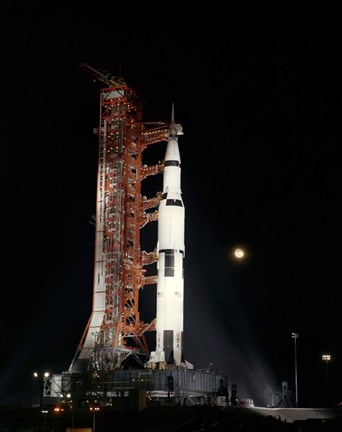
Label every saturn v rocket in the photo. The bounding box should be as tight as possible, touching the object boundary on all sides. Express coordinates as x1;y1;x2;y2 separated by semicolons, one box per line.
147;107;193;370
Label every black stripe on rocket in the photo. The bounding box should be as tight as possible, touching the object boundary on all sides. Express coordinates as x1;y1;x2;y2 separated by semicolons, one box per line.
160;194;183;207
164;330;184;365
164;160;181;168
159;249;184;278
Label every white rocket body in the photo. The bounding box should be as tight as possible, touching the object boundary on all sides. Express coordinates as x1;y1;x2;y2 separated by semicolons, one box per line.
148;110;192;369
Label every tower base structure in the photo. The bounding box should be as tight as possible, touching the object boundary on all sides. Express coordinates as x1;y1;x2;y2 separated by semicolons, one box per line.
50;368;229;409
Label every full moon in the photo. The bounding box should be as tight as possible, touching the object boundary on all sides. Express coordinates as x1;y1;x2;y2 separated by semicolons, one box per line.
234;248;245;259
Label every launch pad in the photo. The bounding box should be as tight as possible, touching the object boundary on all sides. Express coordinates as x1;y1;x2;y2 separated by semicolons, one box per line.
51;367;229;409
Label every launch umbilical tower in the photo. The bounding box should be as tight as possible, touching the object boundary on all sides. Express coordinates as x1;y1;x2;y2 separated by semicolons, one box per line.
69;64;169;373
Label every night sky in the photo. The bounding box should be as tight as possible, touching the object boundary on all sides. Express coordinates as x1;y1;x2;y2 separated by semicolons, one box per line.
1;4;342;408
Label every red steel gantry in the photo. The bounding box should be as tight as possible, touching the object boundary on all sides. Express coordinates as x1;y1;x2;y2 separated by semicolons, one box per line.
69;64;169;373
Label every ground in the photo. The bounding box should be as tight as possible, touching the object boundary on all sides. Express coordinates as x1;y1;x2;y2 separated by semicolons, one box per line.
1;404;342;431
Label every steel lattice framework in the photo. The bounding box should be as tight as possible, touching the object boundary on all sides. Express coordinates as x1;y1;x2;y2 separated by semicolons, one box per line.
69;65;169;373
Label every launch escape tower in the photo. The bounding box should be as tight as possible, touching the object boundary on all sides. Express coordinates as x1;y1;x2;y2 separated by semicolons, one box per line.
69;64;169;373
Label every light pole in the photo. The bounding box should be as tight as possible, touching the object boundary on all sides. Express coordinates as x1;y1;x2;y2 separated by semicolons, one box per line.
33;371;50;432
292;332;299;407
66;393;74;432
90;405;100;432
322;354;331;406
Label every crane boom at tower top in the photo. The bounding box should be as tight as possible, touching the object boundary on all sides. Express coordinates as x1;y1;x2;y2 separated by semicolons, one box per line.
79;62;126;87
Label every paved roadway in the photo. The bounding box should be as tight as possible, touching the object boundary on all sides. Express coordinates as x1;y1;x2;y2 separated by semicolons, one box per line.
249;406;342;423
